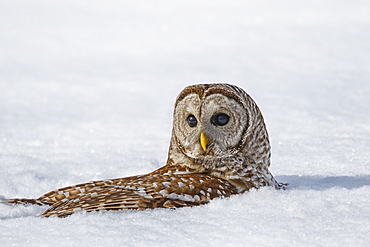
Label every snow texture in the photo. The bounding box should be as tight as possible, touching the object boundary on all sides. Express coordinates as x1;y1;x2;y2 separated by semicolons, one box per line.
1;0;369;246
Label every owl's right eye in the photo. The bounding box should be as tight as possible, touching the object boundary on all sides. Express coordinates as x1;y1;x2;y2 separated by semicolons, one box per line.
187;115;197;127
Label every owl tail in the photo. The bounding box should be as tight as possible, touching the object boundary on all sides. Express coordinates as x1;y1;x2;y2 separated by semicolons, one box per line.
0;197;52;206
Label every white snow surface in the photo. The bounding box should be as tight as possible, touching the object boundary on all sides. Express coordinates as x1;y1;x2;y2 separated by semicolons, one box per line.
1;1;370;246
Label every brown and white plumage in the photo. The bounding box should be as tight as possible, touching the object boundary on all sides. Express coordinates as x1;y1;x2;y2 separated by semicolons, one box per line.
4;83;284;217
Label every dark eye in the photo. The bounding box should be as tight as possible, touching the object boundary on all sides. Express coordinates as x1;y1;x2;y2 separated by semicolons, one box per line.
211;113;229;126
187;115;197;127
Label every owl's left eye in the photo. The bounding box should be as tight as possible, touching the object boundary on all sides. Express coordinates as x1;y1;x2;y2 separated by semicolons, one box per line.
211;113;230;126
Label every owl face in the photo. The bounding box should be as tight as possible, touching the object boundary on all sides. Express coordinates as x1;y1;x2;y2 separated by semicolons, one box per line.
173;85;249;159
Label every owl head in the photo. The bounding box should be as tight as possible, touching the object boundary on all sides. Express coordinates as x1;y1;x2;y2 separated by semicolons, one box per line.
169;83;271;172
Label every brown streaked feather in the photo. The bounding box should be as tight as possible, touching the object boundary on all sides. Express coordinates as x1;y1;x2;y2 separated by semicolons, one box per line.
6;165;237;217
41;173;236;217
4;198;52;206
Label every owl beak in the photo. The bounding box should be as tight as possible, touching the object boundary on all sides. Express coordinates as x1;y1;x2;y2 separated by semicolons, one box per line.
200;132;208;151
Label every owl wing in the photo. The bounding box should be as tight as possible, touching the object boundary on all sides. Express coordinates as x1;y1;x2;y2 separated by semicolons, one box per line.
39;173;237;217
2;175;146;206
35;175;141;205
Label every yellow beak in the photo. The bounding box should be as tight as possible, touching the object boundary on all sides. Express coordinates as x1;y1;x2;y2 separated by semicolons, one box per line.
200;132;208;151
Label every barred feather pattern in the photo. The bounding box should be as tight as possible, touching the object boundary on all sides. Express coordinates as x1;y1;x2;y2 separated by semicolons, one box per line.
3;83;284;217
6;165;236;217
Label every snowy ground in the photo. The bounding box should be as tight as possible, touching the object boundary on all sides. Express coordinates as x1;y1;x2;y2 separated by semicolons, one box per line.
1;0;370;246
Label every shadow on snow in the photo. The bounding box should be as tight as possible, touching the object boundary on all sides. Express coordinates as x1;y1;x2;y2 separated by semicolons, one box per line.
277;175;370;190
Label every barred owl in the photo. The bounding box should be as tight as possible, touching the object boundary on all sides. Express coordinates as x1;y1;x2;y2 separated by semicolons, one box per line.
3;83;284;217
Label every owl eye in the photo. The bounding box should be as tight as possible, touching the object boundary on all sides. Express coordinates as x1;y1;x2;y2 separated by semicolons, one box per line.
187;115;198;127
211;113;229;126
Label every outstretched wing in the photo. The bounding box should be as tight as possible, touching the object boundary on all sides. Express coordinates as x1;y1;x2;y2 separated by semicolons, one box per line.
4;164;237;218
40;173;237;217
2;175;141;206
35;175;142;205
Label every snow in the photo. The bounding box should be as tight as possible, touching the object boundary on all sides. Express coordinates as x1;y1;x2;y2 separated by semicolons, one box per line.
1;0;370;246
